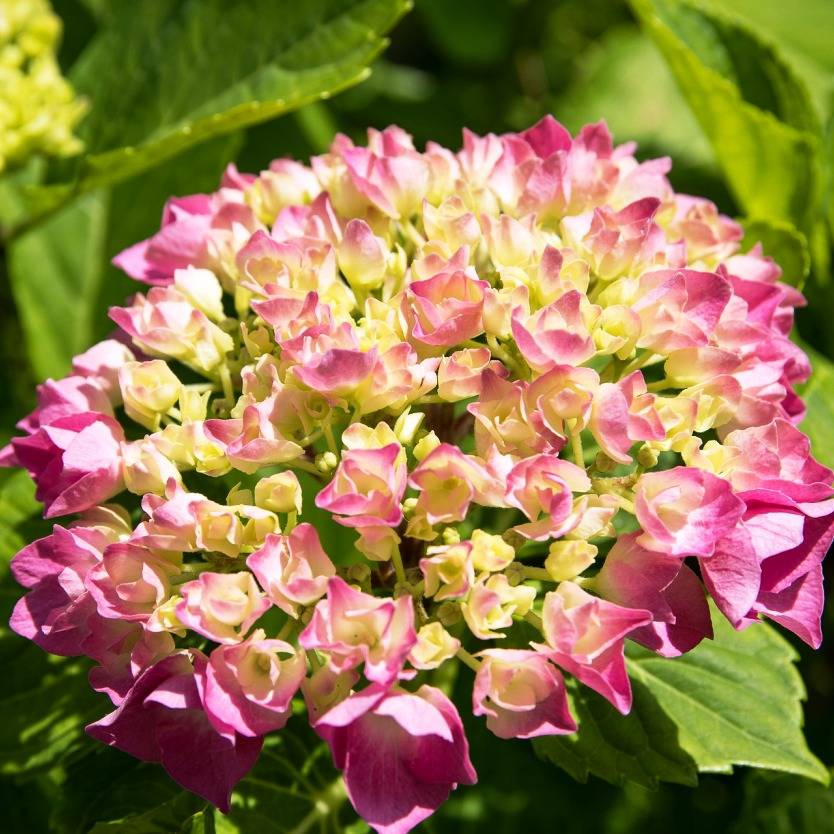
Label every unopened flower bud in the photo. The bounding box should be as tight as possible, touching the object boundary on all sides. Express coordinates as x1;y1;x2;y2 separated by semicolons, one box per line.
255;471;302;514
637;444;660;470
178;388;210;423
315;451;338;472
394;409;424;446
545;540;598;581
413;430;441;462
436;601;462;627
501;529;526;550
409;622;460;670
241;322;273;358
338;219;387;291
146;594;185;634
347;563;372;586
227;484;254;506
471;529;515;572
119;360;181;431
173;267;225;321
122;437;182;495
594;451;618;473
504;561;526;586
386;244;408;283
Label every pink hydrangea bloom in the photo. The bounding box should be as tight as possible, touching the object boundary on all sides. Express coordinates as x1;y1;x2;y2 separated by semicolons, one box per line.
86;542;182;621
87;651;261;811
203;629;307;736
315;683;477;834
535;582;652;713
3;115;831;830
595;533;712;656
635;467;745;557
177;572;270;644
472;649;576;739
247;524;335;617
315;444;406;528
11;413;124;518
299;577;416;685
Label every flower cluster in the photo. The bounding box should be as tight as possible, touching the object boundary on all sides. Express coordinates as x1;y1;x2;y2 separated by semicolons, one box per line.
0;0;86;172
5;116;834;833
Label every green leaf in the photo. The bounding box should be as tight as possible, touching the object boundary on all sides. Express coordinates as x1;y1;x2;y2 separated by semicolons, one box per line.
798;345;834;469
630;0;822;230
88;793;211;834
627;614;828;784
714;0;834;120
538;611;826;789
5;133;242;381
6;190;109;380
534;678;697;789
0;651;102;776
733;769;834;834
51;748;206;834
0;469;39;561
10;0;410;234
741;218;810;288
554;26;713;169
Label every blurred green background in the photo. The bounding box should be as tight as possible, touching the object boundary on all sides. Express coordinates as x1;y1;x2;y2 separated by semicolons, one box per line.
1;0;833;831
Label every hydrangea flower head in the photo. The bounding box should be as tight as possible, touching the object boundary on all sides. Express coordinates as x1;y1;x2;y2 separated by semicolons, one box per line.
0;0;86;171
5;115;833;833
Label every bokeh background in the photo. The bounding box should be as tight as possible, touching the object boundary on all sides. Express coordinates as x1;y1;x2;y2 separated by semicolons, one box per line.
1;1;833;831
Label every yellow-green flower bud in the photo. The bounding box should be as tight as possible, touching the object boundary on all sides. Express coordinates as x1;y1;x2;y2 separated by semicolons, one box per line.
254;471;302;514
545;540;597;582
119;360;182;431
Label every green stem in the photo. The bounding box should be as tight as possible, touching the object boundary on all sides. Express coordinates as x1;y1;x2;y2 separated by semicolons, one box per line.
323;419;338;454
522;566;553;582
621;351;663;376
290;458;327;481
288;778;347;834
456;647;481;672
568;423;585;469
390;543;407;584
276;617;298;641
218;363;234;403
617;496;636;514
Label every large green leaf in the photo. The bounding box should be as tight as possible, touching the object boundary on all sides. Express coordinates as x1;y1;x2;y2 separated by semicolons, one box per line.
6;190;109;381
627;616;827;784
534;678;697;788
554;26;713;168
741;218;810;288
5;134;241;381
715;0;834;120
8;0;410;235
538;611;827;789
0;645;102;776
51;748;207;834
0;469;39;560
733;769;834;834
630;0;822;231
